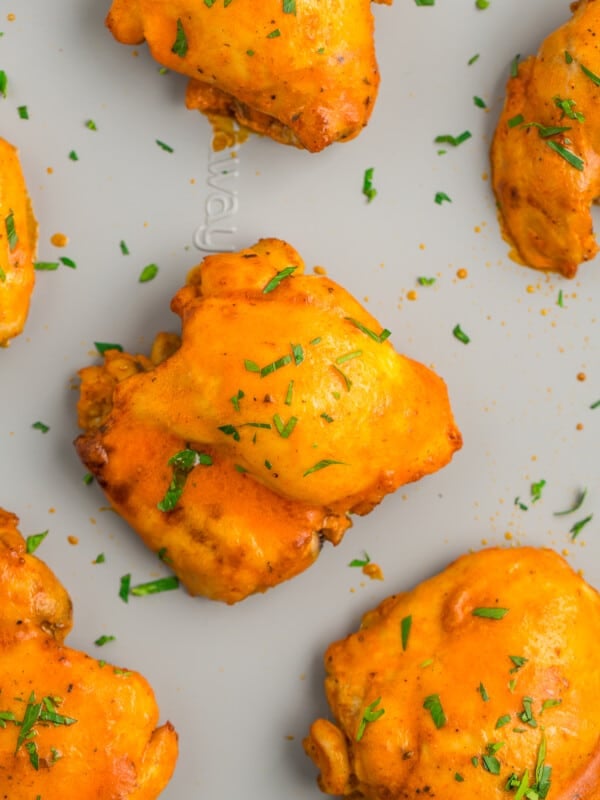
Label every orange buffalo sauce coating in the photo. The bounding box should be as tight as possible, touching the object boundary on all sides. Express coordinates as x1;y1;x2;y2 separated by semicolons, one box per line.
0;137;38;346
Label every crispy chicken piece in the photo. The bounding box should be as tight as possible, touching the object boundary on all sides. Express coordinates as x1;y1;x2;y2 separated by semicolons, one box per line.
106;0;391;152
74;239;461;603
0;137;38;345
491;0;600;278
304;546;600;800
0;508;178;798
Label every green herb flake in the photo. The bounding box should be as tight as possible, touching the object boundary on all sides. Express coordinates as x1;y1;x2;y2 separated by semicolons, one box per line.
230;389;245;411
423;694;446;729
590;399;600;410
418;276;436;286
557;289;564;307
303;459;347;477
25;740;39;769
59;256;76;269
348;551;371;568
17;105;29;120
171;18;188;57
139;263;159;283
471;756;480;767
244;359;260;373
508;113;525;128
283;0;296;12
157;448;213;512
5;210;17;251
530;479;546;503
401;615;412;651
345;317;391;343
262;265;297;293
472;606;509;619
541;698;562;712
336;349;362;365
434;130;472;147
93;552;105;564
83;472;94;485
518;696;537;728
415;0;435;4
285;380;294;405
119;573;131;603
554;487;587;516
119;240;130;255
32;421;50;433
356;697;385;741
267;28;281;38
580;62;600;86
94;341;123;355
478;682;489;702
452;324;470;344
156;139;174;153
570;514;593;540
291;343;304;365
473;95;487;109
68;149;79;161
34;261;59;271
482;754;501;774
510;54;520;78
25;530;48;554
546;140;584;171
0;70;7;98
495;713;511;728
514;496;528;511
454;773;465;782
332;365;352;391
85;119;97;131
234;464;249;473
94;634;116;647
468;53;480;65
509;655;528;673
246;49;255;56
0;266;5;281
565;51;574;64
130;576;180;596
476;0;490;7
362;167;377;202
260;354;292;377
273;413;298;438
554;96;585;122
434;191;452;205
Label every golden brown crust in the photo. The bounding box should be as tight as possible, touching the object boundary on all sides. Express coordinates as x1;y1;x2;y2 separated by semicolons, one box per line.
0;510;178;798
0;137;38;345
304;547;600;799
74;238;461;603
491;0;600;277
106;0;386;152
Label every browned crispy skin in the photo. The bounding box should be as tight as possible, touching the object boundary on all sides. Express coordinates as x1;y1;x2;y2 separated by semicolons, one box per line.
0;137;38;345
75;239;461;604
491;0;600;278
105;0;391;152
304;547;600;800
0;509;178;799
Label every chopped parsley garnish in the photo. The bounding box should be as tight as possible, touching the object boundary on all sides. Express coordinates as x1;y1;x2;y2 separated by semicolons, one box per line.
530;479;546;503
418;276;436;286
508;114;525;128
415;0;435;4
570;514;593;540
554;96;584;123
356;697;385;741
336;350;362;365
59;256;76;268
130;576;180;596
472;606;509;619
554;487;587;516
591;399;600;410
156;139;174;153
475;0;490;8
17;105;29;120
273;413;298;438
230;389;245;411
93;552;105;563
157;448;213;512
32;421;49;433
510;54;520;78
521;122;572;138
25;530;48;554
94;635;116;646
83;472;94;485
401;615;412;651
423;694;446;728
139;263;159;282
455;773;465;782
34;261;59;270
478;682;489;701
482;754;501;774
514;496;528;511
348;551;370;568
546;140;584;171
518;696;537;727
473;95;487;109
434;130;472;147
5;210;17;251
267;28;281;38
332;365;352;391
580;63;600;86
434;191;452;205
85;119;97;131
262;265;297;293
452;324;470;344
246;49;255;56
94;341;123;355
0;70;6;97
541;698;562;712
362;167;377;202
565;50;574;64
509;655;528;672
171;18;188;57
285;380;294;405
260;353;292;376
119;240;130;255
282;0;296;12
320;413;333;423
68;149;79;161
468;54;480;65
495;714;511;728
14;693;76;768
244;359;260;373
303;459;346;477
557;289;564;307
291;343;304;365
0;267;5;281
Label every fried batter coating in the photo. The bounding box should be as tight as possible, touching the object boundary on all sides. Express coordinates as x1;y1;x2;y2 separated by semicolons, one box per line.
304;547;600;800
491;0;600;278
0;137;38;345
75;239;461;603
106;0;391;152
0;509;178;798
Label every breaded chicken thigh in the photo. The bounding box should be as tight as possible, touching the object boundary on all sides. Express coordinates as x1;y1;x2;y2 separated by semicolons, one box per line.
0;137;38;345
75;239;461;603
304;546;600;799
106;0;391;152
0;509;178;798
491;0;600;277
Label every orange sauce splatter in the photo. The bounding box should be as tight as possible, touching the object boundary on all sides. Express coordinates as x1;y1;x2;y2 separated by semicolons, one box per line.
576;423;584;431
457;268;468;279
50;232;69;247
407;289;418;301
46;167;54;175
362;563;384;581
313;265;327;275
577;372;587;382
67;535;79;545
7;13;16;21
